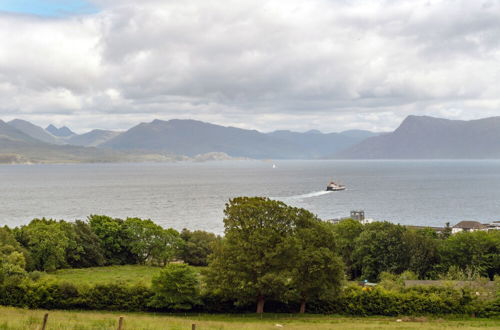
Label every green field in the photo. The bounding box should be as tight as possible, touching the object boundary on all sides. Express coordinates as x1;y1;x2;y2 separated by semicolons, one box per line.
0;307;498;330
43;265;164;286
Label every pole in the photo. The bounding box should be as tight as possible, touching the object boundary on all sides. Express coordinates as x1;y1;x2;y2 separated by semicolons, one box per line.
117;316;124;330
41;313;49;330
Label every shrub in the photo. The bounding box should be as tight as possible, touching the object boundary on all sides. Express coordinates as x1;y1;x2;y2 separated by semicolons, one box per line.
148;264;201;310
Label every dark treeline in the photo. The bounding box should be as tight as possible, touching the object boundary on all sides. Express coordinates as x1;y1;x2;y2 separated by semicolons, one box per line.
333;219;500;282
0;197;499;316
0;215;219;272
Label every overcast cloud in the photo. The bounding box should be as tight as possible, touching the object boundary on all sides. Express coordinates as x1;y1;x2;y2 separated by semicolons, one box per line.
0;0;500;133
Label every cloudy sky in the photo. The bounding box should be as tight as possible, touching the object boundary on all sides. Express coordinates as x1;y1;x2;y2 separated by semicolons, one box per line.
0;0;499;133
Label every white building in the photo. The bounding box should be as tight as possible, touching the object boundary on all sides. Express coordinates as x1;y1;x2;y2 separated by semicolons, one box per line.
451;221;488;234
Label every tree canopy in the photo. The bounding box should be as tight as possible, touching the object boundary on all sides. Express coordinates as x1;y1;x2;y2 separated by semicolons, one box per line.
206;197;345;313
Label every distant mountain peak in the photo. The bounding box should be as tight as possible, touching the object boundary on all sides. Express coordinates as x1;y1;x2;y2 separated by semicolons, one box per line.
305;129;322;134
8;119;63;145
46;124;75;137
336;116;500;159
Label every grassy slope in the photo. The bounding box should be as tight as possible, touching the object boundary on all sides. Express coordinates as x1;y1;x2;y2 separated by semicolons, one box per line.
44;265;206;287
0;307;498;330
45;265;163;287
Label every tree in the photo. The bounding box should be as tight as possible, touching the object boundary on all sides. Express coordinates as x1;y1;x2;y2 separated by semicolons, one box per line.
404;228;440;279
206;197;298;313
61;220;106;268
14;219;69;271
148;263;201;310
330;219;363;279
289;213;344;313
179;229;219;266
88;215;136;265
439;230;500;279
0;227;27;283
152;228;184;266
353;222;410;282
124;218;183;266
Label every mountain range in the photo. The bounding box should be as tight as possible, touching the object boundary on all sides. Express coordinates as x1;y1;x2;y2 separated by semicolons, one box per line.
100;119;374;159
337;115;500;159
1;115;500;163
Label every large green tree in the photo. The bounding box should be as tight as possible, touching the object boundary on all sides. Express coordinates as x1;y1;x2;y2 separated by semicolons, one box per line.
207;197;299;313
0;227;27;283
353;221;409;282
439;230;500;279
289;213;344;313
61;220;106;268
124;218;183;266
404;228;440;279
88;215;136;265
179;229;219;266
207;197;344;314
14;219;69;271
330;219;363;279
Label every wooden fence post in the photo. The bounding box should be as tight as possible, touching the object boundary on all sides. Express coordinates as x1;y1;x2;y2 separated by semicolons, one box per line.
192;324;196;330
41;313;49;330
117;316;124;330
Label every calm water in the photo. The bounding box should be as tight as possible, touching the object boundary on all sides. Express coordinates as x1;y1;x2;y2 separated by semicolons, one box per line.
1;160;499;233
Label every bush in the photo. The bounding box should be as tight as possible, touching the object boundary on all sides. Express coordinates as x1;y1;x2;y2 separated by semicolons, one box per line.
81;283;153;311
307;284;479;316
148;264;201;310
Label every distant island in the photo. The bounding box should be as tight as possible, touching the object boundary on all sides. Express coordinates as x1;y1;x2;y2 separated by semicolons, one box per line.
2;115;500;163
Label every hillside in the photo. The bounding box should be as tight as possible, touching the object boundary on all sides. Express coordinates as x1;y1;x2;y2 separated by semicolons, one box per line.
66;129;120;147
266;130;366;158
8;119;63;145
0;120;167;164
102;119;306;159
102;119;374;159
336;115;500;159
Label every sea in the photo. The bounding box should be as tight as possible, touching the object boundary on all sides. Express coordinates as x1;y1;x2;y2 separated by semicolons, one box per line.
1;160;499;233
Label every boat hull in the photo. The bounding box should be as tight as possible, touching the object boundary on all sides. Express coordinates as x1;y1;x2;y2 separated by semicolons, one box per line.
326;186;345;191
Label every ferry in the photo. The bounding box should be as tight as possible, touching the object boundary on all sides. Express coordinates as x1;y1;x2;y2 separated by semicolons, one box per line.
326;181;346;191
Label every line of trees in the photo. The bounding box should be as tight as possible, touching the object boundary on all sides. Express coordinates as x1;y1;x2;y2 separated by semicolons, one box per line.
1;197;499;315
0;216;219;273
332;219;500;282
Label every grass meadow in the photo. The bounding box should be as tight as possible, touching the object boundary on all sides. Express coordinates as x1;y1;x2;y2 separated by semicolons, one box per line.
43;265;207;287
43;265;163;286
0;306;499;330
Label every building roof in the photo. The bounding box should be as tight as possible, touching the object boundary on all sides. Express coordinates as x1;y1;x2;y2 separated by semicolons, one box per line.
452;221;486;229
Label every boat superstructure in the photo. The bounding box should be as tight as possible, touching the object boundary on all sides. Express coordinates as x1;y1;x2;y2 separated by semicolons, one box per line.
326;181;346;191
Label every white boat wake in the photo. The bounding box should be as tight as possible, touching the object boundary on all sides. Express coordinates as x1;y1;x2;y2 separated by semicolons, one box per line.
271;190;332;200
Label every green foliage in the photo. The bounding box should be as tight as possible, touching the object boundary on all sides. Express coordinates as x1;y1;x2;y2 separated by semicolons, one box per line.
0;279;153;311
330;219;363;279
439;230;500;280
62;220;106;268
148;264;201;310
179;229;219;266
124;218;182;266
353;222;409;282
14;219;70;271
404;229;440;279
206;197;303;311
0;227;28;284
207;197;345;313
379;271;418;291
88;215;136;265
288;214;345;312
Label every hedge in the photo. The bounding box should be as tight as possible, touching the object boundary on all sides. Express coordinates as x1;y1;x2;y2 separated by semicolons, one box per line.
0;280;497;317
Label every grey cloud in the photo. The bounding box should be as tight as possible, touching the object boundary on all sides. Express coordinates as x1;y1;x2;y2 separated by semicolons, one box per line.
1;0;500;133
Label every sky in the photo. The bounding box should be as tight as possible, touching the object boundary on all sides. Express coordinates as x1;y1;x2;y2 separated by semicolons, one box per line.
0;0;499;133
